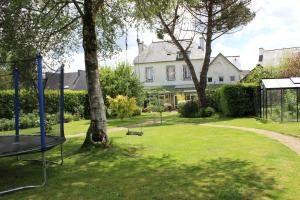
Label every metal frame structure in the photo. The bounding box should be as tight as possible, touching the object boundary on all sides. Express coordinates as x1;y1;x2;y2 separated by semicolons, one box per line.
260;78;300;122
0;55;65;195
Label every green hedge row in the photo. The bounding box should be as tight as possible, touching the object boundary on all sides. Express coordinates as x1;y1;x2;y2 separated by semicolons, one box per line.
0;90;90;119
215;84;259;117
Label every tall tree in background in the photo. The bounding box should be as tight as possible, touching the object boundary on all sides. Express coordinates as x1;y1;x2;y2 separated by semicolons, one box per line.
280;53;300;78
186;0;255;107
135;0;255;107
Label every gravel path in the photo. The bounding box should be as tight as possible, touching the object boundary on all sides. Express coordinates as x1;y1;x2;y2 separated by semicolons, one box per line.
200;124;300;155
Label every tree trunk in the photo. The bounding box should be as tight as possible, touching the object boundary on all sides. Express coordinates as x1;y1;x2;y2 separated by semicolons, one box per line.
81;0;109;148
199;2;213;108
158;14;202;108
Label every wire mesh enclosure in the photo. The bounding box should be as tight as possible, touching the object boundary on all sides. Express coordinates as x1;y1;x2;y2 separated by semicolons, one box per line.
0;55;65;195
0;55;65;156
261;78;300;122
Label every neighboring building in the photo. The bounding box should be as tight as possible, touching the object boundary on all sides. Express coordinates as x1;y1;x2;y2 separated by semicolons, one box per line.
258;47;300;67
45;70;87;90
133;39;248;107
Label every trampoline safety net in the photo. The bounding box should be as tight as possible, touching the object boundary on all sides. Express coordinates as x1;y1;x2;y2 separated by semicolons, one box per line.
0;55;65;158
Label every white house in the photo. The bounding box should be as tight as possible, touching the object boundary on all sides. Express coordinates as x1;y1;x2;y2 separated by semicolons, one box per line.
133;39;249;107
258;47;300;67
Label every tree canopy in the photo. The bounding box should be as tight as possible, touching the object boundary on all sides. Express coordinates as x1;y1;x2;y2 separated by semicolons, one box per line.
100;62;144;106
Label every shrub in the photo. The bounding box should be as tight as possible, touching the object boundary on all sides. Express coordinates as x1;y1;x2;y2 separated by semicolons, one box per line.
216;84;259;117
178;101;199;118
0;90;89;119
64;113;74;123
142;107;151;113
163;103;172;112
0;111;77;132
203;106;215;117
206;88;219;110
132;107;142;116
107;95;139;119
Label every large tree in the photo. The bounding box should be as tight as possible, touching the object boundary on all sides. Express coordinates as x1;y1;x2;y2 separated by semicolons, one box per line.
0;0;129;148
135;0;255;108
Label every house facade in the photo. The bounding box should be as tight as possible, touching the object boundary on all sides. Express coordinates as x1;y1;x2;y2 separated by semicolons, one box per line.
258;47;300;67
133;40;248;107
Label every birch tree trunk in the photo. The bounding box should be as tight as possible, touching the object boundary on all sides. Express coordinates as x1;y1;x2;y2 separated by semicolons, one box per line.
81;0;109;148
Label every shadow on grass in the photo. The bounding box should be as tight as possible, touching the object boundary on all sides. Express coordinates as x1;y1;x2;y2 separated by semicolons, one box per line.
0;142;279;200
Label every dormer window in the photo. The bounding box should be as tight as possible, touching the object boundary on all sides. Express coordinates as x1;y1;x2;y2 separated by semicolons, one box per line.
177;51;191;60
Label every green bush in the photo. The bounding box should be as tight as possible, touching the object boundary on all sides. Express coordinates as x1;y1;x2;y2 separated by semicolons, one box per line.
163;103;172;112
0;111;79;132
0;90;89;119
202;106;215;117
64;113;74;123
107;95;139;119
132;107;142;116
178;101;199;118
142;107;151;113
206;88;219;109
216;84;259;117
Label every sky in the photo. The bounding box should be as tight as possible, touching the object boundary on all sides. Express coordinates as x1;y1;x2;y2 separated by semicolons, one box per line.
66;0;300;72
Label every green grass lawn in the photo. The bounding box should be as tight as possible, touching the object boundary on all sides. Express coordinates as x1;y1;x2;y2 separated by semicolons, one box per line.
1;124;300;199
164;113;300;138
1;111;300;138
1;112;300;199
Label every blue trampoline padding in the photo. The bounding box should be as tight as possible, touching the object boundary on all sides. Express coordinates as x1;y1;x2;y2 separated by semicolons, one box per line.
0;135;65;158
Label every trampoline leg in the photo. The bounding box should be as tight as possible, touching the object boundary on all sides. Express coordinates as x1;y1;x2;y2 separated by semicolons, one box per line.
42;152;47;185
58;144;64;166
0;152;47;196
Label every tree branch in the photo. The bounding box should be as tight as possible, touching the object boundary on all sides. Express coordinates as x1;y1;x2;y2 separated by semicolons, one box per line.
93;0;104;16
72;0;84;17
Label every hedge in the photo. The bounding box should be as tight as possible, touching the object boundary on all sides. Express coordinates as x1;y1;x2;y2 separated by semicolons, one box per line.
216;84;259;117
0;90;90;119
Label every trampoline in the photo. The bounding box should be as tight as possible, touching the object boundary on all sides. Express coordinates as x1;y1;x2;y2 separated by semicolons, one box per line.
0;135;65;158
0;55;66;195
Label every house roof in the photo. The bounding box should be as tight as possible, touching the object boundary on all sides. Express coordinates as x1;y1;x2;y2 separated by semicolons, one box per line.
134;41;244;71
210;53;243;71
45;70;87;90
259;47;300;67
133;40;205;64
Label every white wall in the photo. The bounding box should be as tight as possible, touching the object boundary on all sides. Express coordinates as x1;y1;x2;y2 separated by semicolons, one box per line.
134;57;241;87
207;56;241;84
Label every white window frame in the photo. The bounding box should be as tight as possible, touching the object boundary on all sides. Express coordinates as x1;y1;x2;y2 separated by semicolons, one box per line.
166;65;176;81
183;65;192;81
145;67;154;82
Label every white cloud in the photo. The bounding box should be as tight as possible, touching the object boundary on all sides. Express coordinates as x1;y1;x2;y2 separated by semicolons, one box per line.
214;0;300;69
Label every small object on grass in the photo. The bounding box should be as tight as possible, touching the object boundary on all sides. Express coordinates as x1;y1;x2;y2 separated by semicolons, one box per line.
126;129;144;136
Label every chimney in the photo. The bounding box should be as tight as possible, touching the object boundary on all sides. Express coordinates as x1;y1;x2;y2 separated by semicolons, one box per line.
198;37;205;50
137;38;145;54
258;48;264;63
